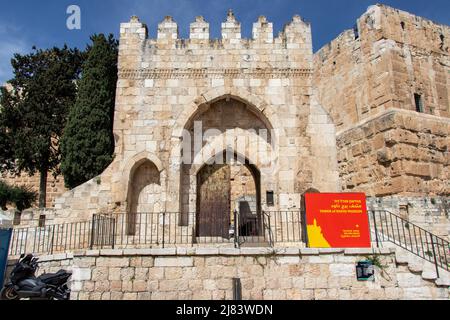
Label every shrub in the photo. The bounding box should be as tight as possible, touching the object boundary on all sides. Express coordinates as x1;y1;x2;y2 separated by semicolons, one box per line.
0;180;37;211
0;181;9;210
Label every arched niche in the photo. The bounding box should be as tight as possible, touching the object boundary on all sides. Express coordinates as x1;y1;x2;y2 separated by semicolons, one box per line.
126;159;161;234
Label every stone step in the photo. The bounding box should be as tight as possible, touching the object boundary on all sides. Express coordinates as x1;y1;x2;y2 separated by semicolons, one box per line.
393;247;450;286
240;242;271;247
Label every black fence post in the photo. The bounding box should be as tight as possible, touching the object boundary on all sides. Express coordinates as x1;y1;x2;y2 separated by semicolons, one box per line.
232;278;242;300
429;233;440;279
265;211;273;247
50;225;55;255
90;215;96;250
233;210;239;249
372;210;380;248
111;217;116;250
162;212;166;249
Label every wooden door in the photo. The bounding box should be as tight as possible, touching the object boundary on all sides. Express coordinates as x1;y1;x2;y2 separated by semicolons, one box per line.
196;164;231;238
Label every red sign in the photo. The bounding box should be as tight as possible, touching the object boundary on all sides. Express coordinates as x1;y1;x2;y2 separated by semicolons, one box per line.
304;193;371;248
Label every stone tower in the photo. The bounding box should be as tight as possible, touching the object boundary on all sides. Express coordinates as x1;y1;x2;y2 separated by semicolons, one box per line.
53;11;339;226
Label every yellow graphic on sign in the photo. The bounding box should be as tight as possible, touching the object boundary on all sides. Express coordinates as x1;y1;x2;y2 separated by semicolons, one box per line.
307;219;331;248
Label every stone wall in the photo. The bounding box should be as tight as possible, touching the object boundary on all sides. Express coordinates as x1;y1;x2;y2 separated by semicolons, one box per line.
337;109;449;197
367;196;450;240
46;11;339;223
313;4;450;132
1;173;66;209
17;248;445;300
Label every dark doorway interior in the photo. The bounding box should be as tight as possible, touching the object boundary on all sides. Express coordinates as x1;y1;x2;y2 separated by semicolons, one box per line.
195;154;262;240
196;164;231;238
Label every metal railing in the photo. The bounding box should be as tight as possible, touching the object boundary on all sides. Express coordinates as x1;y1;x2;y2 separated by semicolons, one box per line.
8;210;305;255
8;208;449;277
90;214;116;250
369;210;449;275
104;211;304;248
9;220;92;256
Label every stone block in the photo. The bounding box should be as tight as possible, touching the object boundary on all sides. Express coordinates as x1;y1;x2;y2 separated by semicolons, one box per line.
110;292;124;300
144;79;154;88
100;249;123;256
123;293;138;300
94;280;110;292
329;264;355;277
92;267;109;280
120;267;135;281
300;248;320;255
219;248;241;255
149;248;177;256
108;268;122;281
137;292;151;300
96;257;130;267
397;273;422;288
141;257;154;267
403;287;432;300
154;257;193;267
134;267;149;280
110;280;122;291
239;247;273;255
274;248;300;255
72;268;91;281
195;247;219;255
203;279;217;290
277;256;301;264
159;279;188;292
344;248;375;255
132;280;148;292
308;255;334;264
122;249;153;256
72;257;97;268
148;268;165;280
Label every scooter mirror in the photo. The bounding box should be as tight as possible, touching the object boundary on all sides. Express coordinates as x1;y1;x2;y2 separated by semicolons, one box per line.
20;253;25;258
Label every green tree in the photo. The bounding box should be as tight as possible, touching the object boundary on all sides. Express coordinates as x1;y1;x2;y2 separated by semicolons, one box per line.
0;87;16;171
61;34;118;189
0;46;83;207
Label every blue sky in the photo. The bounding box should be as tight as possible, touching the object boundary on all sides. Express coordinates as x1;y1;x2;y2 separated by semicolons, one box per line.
1;0;449;84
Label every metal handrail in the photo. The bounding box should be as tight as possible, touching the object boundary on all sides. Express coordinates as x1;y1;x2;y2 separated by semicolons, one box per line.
369;209;449;276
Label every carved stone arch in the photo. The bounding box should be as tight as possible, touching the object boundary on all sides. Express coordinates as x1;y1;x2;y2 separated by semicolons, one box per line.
169;87;282;215
189;139;270;177
171;86;284;147
117;151;165;204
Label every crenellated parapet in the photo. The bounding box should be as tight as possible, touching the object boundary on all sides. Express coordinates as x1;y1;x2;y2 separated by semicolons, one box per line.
282;15;312;50
190;16;209;40
120;15;147;40
157;16;178;41
117;10;313;71
119;10;311;49
252;16;273;43
221;9;241;43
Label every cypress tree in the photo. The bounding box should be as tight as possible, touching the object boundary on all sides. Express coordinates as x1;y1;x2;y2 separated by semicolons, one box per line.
61;34;118;189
